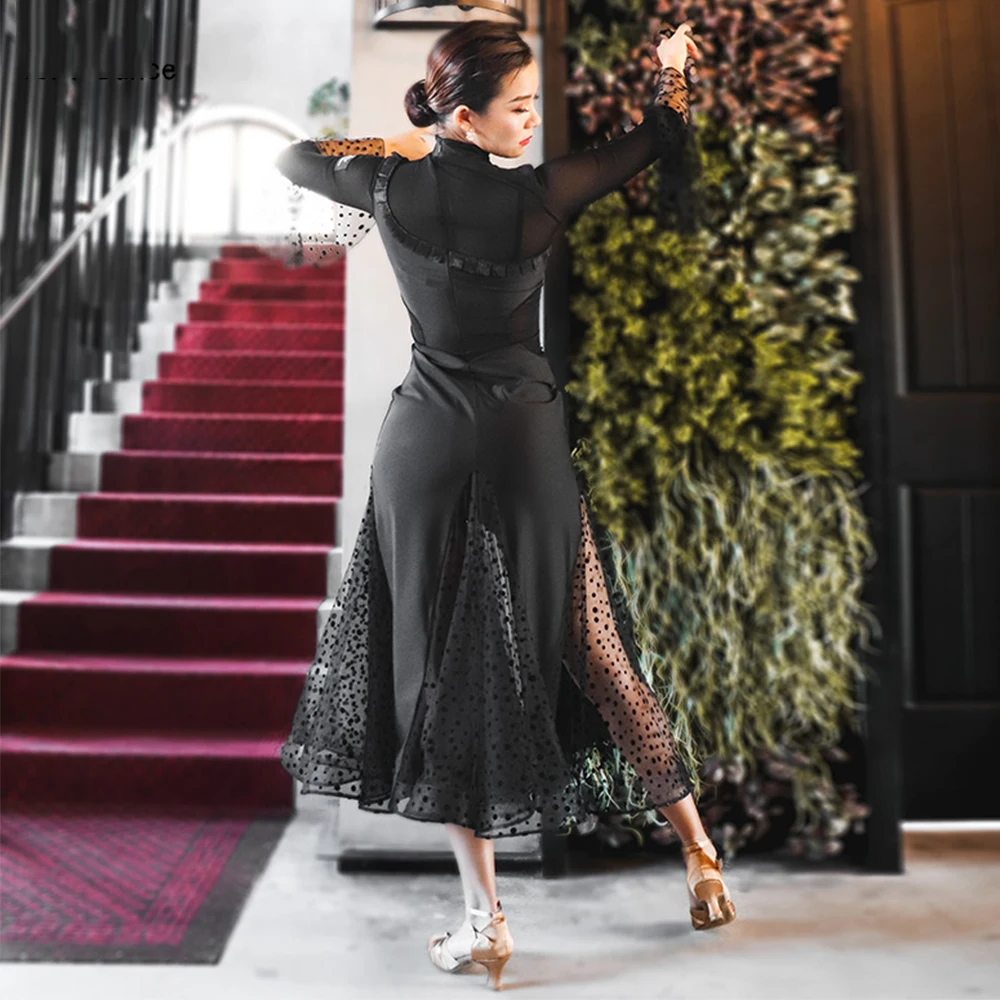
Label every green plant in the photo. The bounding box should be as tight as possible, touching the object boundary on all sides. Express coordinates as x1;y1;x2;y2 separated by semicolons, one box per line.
567;116;864;530
566;0;851;144
306;77;351;139
561;0;878;860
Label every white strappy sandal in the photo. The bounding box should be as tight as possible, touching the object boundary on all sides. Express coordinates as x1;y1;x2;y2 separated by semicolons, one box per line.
427;901;514;990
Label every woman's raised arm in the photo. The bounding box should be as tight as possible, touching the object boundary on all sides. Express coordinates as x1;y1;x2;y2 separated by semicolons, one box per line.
534;25;700;230
274;136;386;212
274;124;436;210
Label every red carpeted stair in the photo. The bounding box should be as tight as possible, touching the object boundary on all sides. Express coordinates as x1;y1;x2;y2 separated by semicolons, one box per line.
0;245;347;813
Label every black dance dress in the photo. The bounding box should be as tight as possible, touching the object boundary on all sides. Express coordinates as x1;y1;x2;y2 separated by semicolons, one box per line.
274;64;696;839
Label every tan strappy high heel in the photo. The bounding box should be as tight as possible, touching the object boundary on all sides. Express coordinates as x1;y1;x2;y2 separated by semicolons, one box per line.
683;837;737;930
427;901;514;990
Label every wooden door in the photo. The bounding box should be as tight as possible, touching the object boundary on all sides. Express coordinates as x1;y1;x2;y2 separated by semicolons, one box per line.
848;0;1000;833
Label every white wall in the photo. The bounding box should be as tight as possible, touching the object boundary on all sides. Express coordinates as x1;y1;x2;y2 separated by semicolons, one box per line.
195;0;353;131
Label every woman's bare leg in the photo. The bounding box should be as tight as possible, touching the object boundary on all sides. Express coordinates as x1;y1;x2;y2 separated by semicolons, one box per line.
438;823;501;956
657;793;717;861
444;822;499;913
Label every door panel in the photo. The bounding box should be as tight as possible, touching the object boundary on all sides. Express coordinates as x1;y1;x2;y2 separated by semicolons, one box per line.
862;0;1000;818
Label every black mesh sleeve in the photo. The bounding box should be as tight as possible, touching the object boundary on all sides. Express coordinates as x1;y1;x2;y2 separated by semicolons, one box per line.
274;137;385;212
534;66;698;232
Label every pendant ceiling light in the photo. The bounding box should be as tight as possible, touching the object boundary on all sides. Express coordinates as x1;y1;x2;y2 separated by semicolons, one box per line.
373;0;526;30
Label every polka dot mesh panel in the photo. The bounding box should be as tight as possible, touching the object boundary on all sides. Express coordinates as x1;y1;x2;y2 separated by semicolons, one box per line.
563;490;694;813
653;65;690;123
279;469;693;839
262;136;385;269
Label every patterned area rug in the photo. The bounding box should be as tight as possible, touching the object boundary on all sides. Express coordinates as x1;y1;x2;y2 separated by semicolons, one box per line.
0;804;291;963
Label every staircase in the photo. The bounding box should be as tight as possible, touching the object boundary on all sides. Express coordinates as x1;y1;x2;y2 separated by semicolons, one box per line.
0;245;347;813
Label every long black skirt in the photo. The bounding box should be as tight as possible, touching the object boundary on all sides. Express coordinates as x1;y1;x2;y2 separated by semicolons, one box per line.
279;338;694;838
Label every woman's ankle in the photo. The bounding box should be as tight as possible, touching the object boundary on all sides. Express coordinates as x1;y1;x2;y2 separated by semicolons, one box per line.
682;836;717;861
467;896;502;917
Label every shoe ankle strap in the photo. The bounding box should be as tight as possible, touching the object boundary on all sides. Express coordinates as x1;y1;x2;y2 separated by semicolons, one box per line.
683;838;724;869
683;837;715;851
468;901;503;931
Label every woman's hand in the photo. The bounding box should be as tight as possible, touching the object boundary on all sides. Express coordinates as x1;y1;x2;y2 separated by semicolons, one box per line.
385;126;436;160
656;22;701;73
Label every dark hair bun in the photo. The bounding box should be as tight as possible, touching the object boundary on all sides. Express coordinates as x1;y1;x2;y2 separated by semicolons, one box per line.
404;79;438;128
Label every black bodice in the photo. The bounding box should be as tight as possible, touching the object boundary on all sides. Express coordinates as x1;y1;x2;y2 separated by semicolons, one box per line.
274;65;693;357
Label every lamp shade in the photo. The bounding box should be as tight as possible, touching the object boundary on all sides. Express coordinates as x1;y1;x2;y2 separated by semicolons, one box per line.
373;0;526;29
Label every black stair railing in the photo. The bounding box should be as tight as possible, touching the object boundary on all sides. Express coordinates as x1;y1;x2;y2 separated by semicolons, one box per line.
0;0;200;539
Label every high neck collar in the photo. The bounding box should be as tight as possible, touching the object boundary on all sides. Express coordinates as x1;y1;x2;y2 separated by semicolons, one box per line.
432;134;492;163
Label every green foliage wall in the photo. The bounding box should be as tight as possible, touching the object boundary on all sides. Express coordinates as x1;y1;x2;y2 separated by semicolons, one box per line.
562;0;880;860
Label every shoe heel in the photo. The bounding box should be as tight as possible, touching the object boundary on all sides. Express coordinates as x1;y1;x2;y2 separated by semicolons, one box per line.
476;951;510;990
467;904;513;989
689;879;736;930
684;839;736;931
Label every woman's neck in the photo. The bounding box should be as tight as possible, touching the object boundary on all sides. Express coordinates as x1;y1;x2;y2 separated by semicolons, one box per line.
435;126;467;144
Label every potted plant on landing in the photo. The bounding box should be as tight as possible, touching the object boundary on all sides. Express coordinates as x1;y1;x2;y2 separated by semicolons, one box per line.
306;76;351;139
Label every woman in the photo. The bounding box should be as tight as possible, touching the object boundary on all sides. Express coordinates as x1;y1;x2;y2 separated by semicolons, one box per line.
274;19;735;990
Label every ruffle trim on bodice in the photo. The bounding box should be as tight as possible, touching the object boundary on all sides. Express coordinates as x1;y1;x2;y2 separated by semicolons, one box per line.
373;155;554;278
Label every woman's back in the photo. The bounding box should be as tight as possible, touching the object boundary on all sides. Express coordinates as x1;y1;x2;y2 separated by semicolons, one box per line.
273;63;690;356
388;139;555;262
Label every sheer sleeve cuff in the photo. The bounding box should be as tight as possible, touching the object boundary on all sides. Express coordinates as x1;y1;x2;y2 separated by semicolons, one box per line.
313;137;385;157
641;66;700;233
263;136;386;270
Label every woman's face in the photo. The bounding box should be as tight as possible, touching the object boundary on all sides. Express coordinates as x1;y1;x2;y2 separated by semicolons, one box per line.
443;59;542;159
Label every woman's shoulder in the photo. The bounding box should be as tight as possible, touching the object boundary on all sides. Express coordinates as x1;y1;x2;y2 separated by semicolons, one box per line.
499;161;545;196
509;162;538;181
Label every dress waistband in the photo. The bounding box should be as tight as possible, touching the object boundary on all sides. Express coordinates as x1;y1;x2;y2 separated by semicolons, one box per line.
410;339;559;404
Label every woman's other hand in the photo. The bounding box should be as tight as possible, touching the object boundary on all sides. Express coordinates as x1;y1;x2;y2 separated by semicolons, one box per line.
386;126;436;160
656;22;701;73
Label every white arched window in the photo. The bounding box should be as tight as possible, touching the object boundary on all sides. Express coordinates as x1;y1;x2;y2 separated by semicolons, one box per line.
181;105;335;242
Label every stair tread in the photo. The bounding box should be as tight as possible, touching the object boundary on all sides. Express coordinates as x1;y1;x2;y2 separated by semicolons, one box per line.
102;449;341;461
78;491;339;503
199;279;344;287
145;378;344;388
0;724;289;756
193;297;342;305
3;537;335;554
123;412;342;421
14;490;339;502
17;591;325;609
175;321;343;331
163;349;343;356
0;651;310;674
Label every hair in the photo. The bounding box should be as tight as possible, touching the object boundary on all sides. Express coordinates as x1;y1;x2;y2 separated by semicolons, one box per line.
404;21;534;129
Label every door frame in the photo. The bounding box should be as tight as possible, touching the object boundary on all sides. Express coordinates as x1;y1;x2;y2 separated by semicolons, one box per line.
843;0;905;873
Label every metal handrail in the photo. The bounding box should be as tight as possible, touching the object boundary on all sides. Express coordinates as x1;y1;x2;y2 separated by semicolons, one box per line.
0;96;207;334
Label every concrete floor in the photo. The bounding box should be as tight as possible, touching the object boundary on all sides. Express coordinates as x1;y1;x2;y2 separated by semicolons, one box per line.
2;797;998;1000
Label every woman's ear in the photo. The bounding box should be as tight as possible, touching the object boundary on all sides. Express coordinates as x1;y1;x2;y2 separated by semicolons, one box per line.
451;106;473;131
